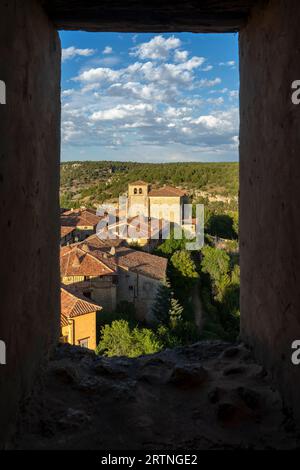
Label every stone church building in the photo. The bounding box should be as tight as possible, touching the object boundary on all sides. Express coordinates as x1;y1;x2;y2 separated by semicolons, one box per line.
127;181;189;225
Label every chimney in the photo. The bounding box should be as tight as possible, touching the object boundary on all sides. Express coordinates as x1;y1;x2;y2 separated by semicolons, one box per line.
72;253;81;268
81;243;90;252
110;246;116;256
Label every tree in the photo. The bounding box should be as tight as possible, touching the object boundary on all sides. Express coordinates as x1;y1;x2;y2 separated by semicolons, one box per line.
206;213;236;239
169;250;199;301
200;245;240;341
169;297;183;329
96;320;132;357
201;245;230;285
96;320;162;358
151;279;172;325
154;227;187;258
231;211;239;238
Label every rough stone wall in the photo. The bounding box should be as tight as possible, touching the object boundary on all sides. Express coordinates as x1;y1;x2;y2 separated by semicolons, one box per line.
0;0;61;447
134;273;160;323
91;282;117;313
239;0;300;420
117;269;160;323
16;342;300;450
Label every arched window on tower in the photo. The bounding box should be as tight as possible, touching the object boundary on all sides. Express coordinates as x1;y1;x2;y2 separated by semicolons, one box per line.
134;188;137;194
139;188;143;194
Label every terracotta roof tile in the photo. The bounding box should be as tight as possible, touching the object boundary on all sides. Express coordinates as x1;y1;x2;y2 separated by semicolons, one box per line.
61;226;76;238
61;286;102;320
129;180;149;186
77;235;167;281
60;246;116;277
148;186;186;197
61;209;101;229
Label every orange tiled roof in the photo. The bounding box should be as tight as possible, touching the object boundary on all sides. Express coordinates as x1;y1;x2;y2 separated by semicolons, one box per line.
61;226;76;238
61;209;101;229
61;287;102;325
148;186;186;197
129;180;149;186
77;235;167;281
60;246;116;277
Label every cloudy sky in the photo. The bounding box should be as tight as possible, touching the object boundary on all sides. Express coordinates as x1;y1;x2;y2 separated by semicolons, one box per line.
60;32;239;163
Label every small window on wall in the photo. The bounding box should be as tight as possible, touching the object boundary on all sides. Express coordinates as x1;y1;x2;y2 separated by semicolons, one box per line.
78;338;89;348
139;188;143;194
134;188;137;194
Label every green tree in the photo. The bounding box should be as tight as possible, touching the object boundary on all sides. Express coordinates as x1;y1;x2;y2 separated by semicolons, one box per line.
169;297;184;329
200;245;240;341
206;213;236;239
154;227;187;258
151;279;172;325
96;320;132;357
201;245;230;286
96;320;162;358
168;250;199;304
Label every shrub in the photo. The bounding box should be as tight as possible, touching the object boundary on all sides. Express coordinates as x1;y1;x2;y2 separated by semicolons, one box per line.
96;320;162;358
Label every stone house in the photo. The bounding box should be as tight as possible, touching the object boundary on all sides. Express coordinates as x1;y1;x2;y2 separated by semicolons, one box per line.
60;208;102;241
60;235;167;324
60;286;102;350
60;226;76;246
60;244;117;313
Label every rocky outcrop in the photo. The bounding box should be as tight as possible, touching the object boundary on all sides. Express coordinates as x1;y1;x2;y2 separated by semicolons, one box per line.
16;342;300;450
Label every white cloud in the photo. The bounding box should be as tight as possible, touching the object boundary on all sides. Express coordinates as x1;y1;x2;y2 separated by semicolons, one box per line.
174;50;188;62
209;88;228;94
61;35;238;160
164;106;190;118
207;97;224;105
202;65;213;72
192;108;238;133
131;35;182;60
74;67;121;83
74;55;205;88
103;46;113;54
97;56;120;66
219;60;235;67
198;78;222;87
107;81;177;103
62;47;96;62
62;89;75;97
229;90;239;99
90;103;153;121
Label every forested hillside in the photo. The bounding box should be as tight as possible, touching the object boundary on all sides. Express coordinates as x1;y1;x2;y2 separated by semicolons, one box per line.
60;161;239;210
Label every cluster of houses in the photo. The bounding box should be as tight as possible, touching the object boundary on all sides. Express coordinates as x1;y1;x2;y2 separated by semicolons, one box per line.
60;182;194;350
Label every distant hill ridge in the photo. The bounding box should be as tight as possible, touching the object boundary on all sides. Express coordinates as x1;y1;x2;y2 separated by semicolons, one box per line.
60;161;239;210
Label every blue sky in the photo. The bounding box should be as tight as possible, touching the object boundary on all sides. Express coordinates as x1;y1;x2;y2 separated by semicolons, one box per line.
60;32;239;163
